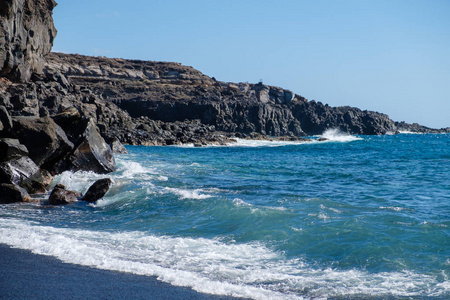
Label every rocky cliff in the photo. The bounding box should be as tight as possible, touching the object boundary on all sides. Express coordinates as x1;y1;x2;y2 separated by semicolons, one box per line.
0;0;57;82
44;52;448;145
1;1;448;203
0;0;118;203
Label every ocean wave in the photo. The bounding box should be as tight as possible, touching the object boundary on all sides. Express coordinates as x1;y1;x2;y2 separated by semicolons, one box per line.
0;219;447;300
318;128;363;142
163;187;213;200
398;130;424;134
223;138;310;148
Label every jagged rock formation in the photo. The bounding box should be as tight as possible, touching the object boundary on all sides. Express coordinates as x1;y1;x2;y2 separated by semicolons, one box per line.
0;1;119;203
45;52;448;143
0;0;57;82
1;0;448;204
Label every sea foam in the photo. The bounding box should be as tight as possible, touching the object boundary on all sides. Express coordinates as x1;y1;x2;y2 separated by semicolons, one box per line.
318;128;362;142
0;219;447;300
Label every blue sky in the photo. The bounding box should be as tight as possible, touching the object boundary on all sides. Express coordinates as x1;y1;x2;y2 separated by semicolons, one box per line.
53;0;450;128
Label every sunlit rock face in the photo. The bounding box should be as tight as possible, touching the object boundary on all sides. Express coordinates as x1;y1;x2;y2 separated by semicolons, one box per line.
0;0;57;82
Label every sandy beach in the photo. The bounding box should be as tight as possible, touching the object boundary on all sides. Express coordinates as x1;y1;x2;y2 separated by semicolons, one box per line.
0;244;238;300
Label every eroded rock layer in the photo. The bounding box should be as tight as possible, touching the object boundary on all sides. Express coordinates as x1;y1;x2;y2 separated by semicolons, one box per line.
0;0;57;82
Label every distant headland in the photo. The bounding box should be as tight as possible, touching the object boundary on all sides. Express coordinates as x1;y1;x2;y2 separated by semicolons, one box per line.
1;0;448;203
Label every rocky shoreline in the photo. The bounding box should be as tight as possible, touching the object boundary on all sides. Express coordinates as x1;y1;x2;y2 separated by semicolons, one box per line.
1;0;448;204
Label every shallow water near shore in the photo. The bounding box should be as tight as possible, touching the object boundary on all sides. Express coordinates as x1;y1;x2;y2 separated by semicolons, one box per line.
1;131;449;299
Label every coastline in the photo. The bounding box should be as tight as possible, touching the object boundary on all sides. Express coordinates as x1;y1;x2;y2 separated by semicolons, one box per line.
0;243;239;300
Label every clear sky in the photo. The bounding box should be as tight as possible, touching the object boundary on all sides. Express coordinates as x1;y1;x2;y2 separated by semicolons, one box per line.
52;0;450;129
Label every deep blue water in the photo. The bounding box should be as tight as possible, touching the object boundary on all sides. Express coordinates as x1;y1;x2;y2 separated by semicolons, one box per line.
1;131;449;299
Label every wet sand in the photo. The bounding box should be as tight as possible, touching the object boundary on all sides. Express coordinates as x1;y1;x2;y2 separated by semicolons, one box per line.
0;244;239;299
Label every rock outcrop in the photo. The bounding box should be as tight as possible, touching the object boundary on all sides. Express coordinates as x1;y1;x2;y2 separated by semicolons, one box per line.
1;0;448;205
11;116;74;171
66;118;116;174
0;1;118;203
44;52;448;145
0;0;57;82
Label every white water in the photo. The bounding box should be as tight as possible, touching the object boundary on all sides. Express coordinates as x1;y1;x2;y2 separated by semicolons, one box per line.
319;128;363;142
2;139;448;299
0;218;446;299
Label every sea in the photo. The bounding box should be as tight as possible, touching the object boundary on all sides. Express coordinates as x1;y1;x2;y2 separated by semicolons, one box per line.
1;129;449;299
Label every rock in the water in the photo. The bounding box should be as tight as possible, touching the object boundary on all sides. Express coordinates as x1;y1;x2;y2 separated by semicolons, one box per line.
82;178;112;202
0;138;28;162
0;183;32;203
48;184;81;205
11;116;74;172
0;0;57;82
68;119;116;174
0;156;50;194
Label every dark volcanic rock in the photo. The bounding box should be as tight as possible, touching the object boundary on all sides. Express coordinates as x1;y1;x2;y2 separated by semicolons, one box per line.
0;105;13;134
0;156;50;194
67;119;116;174
11;116;74;172
82;178;112;202
0;183;32;203
0;0;57;82
290;101;396;135
0;138;28;161
52;106;81;129
46;52;445;141
48;184;81;205
108;138;128;154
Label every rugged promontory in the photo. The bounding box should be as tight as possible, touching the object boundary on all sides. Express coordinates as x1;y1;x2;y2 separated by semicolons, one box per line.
1;0;448;203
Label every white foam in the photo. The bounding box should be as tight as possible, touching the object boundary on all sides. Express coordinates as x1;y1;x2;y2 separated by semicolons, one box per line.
163;187;213;200
379;206;414;212
318;128;362;142
0;219;447;299
228;138;310;148
398;130;424;134
51;170;112;194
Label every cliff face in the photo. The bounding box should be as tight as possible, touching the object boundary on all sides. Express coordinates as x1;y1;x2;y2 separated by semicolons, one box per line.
45;52;416;142
0;0;57;82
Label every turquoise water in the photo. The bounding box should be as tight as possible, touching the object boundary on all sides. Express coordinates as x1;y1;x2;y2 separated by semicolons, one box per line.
1;131;449;299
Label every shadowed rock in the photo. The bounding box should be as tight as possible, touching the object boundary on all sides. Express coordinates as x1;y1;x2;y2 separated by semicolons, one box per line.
0;183;32;203
11;116;74;172
82;178;112;203
0;138;28;161
52;107;81;129
48;183;81;205
0;156;51;194
67;119;116;174
108;138;128;154
0;106;13;134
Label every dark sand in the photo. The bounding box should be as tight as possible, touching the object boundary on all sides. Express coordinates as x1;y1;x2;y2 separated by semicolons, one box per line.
0;244;240;299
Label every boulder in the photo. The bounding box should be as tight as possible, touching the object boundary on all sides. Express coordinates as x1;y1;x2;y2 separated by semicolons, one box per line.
0;156;50;193
67;119;116;173
109;138;128;154
0;0;58;82
11;116;74;172
51;107;81;129
82;178;112;202
0;138;28;162
0;183;32;204
48;184;81;205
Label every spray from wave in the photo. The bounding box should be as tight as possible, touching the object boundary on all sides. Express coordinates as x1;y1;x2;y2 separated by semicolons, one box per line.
319;128;362;142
